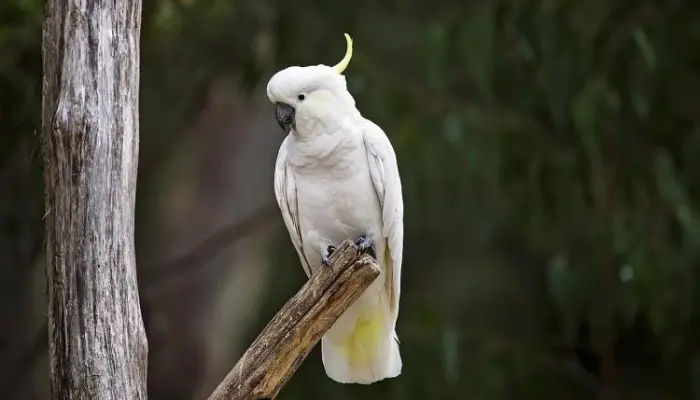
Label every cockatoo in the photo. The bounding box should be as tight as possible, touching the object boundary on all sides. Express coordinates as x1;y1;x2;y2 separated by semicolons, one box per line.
266;33;404;384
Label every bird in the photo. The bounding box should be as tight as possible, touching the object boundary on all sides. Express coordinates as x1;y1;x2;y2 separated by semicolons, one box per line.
266;33;404;385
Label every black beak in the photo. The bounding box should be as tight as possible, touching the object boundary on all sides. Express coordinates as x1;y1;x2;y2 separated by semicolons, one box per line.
275;102;295;134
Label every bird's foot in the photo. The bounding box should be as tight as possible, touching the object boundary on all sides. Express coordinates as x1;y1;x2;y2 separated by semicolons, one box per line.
321;245;337;268
355;234;376;259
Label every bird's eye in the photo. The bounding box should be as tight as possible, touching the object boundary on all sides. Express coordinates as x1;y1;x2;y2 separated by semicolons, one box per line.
297;93;306;101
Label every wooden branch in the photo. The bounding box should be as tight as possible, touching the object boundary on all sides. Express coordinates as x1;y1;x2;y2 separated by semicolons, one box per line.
207;240;380;400
41;0;147;399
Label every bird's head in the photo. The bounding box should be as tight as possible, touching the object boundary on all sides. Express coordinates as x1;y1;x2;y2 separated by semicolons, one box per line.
266;34;357;136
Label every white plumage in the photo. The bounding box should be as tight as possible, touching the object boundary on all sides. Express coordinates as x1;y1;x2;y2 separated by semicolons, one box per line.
268;34;404;384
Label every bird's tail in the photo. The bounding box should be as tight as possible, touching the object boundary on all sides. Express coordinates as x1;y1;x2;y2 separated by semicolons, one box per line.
320;292;402;384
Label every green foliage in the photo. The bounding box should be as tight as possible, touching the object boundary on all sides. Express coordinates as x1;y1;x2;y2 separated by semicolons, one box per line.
0;0;43;334
0;0;41;135
265;1;700;397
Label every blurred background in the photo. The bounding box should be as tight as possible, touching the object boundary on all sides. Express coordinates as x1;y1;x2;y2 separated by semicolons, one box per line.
2;0;700;399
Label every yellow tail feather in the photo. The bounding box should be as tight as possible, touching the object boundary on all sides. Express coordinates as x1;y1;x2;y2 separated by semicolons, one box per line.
321;294;401;384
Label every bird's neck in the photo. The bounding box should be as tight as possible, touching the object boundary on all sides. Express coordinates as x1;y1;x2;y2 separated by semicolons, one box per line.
288;122;363;174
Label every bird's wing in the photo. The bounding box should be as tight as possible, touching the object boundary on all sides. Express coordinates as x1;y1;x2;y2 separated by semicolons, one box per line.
274;136;313;277
362;120;404;326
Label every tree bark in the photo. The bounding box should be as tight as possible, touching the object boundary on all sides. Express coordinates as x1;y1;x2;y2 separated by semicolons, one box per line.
207;240;381;400
40;0;147;399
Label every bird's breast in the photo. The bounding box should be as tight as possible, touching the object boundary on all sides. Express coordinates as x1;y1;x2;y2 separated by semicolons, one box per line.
295;160;382;262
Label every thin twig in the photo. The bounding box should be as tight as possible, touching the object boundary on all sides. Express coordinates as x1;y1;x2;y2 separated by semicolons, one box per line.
139;203;278;289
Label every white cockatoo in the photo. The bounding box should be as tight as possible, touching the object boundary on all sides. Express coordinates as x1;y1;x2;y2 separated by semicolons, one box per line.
266;34;404;384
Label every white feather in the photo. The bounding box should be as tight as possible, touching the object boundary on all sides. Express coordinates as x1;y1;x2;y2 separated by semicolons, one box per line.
274;136;313;277
362;119;404;328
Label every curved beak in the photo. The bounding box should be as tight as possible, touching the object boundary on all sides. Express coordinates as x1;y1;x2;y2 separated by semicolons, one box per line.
275;102;295;134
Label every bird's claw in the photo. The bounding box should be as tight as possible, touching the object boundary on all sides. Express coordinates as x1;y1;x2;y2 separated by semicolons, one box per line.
321;245;337;268
355;234;376;259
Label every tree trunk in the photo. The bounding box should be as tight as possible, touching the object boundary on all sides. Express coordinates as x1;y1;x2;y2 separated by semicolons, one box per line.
40;0;147;399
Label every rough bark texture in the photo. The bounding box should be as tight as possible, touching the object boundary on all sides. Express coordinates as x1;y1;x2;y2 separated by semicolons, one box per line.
40;0;147;399
207;240;381;400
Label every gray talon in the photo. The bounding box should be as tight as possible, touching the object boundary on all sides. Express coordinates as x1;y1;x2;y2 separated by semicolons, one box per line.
321;245;337;267
355;234;376;259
